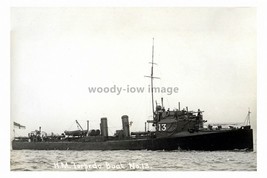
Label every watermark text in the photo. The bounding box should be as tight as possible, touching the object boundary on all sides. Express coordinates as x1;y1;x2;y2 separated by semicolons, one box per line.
88;85;179;95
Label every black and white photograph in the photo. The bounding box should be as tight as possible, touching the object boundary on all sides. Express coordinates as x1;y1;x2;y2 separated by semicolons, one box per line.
9;6;258;172
1;0;267;175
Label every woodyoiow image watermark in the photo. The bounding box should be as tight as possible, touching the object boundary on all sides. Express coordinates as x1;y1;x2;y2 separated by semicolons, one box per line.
88;85;179;95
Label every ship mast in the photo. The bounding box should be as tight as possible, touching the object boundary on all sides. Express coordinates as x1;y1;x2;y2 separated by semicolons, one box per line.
145;38;159;120
244;108;251;126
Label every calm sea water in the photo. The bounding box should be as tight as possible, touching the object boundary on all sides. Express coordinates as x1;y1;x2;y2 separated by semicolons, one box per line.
10;150;256;171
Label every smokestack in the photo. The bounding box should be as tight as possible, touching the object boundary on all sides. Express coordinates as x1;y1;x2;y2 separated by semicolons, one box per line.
178;102;180;111
161;97;164;108
121;115;130;137
39;126;41;132
100;117;108;137
86;120;89;136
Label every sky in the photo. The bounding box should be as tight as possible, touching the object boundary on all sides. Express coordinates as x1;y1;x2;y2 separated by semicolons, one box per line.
11;7;256;137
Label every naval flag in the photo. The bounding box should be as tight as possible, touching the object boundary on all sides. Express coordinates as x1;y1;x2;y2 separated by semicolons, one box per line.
13;122;26;129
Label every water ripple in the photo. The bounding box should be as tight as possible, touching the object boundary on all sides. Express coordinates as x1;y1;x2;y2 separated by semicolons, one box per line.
10;150;256;171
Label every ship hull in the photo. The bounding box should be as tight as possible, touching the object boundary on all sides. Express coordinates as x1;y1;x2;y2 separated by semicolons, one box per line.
12;128;253;151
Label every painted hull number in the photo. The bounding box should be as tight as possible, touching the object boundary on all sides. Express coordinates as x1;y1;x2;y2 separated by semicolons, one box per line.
159;124;167;131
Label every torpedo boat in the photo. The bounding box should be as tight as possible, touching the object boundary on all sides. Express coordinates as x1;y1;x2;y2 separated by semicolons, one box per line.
12;39;253;151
